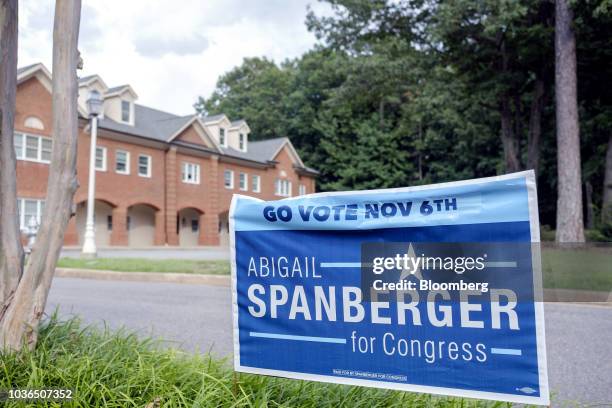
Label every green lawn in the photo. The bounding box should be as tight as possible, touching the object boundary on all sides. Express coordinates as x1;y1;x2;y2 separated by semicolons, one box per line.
57;257;230;275
0;315;516;407
541;246;612;292
58;246;612;292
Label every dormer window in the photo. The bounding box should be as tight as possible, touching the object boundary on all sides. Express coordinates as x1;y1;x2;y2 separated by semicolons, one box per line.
239;133;246;151
219;128;226;147
121;100;131;123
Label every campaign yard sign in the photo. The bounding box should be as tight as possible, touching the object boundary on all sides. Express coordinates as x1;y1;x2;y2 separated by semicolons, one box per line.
229;171;549;405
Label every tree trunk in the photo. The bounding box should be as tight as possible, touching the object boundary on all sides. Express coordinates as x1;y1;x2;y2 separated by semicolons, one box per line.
603;135;612;224
554;0;584;242
527;76;546;176
0;0;81;351
585;181;594;229
0;0;24;329
501;95;521;173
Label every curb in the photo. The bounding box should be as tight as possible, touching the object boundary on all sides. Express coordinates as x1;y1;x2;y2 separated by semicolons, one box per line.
55;268;230;287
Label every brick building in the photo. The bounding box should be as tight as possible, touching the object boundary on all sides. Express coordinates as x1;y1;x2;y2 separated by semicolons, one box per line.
14;63;317;247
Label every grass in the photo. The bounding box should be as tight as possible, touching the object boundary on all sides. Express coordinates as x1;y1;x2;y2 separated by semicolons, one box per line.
57;258;229;275
57;246;612;292
0;316;516;407
541;246;612;292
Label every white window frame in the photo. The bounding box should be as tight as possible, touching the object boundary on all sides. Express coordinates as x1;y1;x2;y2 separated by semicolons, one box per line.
252;175;261;193
121;100;131;123
275;179;292;197
14;132;53;164
95;146;107;171
224;170;234;189
17;198;45;231
138;154;152;178
115;150;130;175
239;133;247;152
239;172;248;191
219;128;227;147
181;162;201;184
299;184;306;195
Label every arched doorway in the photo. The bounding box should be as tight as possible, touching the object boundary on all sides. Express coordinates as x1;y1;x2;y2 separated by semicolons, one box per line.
127;204;157;247
178;207;203;247
75;199;114;247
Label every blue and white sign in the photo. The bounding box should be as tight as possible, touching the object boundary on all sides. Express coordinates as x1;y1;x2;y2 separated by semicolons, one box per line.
230;171;549;405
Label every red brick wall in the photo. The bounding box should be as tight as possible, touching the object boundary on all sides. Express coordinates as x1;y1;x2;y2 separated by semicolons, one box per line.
14;76;316;247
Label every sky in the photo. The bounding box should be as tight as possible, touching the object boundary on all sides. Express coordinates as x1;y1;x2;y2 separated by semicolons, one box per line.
18;0;330;115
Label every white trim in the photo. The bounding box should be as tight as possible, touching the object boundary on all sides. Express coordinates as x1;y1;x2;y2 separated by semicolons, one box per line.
165;116;223;152
229;170;549;406
224;169;234;189
15;132;53;164
270;138;304;167
181;161;201;184
239;132;247;152
95;146;107;171
115;149;130;175
299;184;306;196
104;84;138;99
219;127;228;148
239;172;248;191
119;100;133;124
252;175;261;193
137;154;152;178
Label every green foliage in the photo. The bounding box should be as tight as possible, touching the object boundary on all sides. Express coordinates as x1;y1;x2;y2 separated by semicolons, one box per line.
194;0;612;229
0;316;514;407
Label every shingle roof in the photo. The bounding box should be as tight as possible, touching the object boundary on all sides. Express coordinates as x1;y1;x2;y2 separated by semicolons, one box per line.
221;138;287;163
202;114;226;123
17;63;40;75
105;84;131;95
98;104;192;142
18;63;316;172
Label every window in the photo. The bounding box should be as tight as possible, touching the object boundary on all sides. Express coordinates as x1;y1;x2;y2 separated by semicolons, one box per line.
191;219;199;232
252;175;261;193
275;179;292;197
239;173;248;191
299;184;306;195
14;133;23;158
182;162;200;184
219;128;226;147
239;133;246;151
26;135;38;160
138;154;151;177
126;216;131;231
121;100;131;123
224;170;234;189
115;150;130;174
41;139;52;162
17;198;45;230
95;147;107;171
107;215;113;231
15;133;54;164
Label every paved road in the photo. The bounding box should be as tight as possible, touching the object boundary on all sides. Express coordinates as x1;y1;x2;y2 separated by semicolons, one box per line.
47;277;612;407
60;247;229;260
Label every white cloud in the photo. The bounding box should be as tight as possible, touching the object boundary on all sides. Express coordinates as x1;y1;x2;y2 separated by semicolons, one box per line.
17;0;330;116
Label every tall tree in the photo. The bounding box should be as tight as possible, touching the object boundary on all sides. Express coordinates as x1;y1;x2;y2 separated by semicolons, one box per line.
0;0;82;351
554;0;585;242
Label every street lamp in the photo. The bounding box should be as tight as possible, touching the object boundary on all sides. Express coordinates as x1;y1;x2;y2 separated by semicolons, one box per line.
82;90;103;257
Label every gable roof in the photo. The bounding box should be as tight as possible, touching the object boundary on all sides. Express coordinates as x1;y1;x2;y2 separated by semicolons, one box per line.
18;63;317;175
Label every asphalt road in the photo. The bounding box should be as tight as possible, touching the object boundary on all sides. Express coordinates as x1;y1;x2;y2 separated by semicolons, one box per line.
60;247;229;260
46;277;612;407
